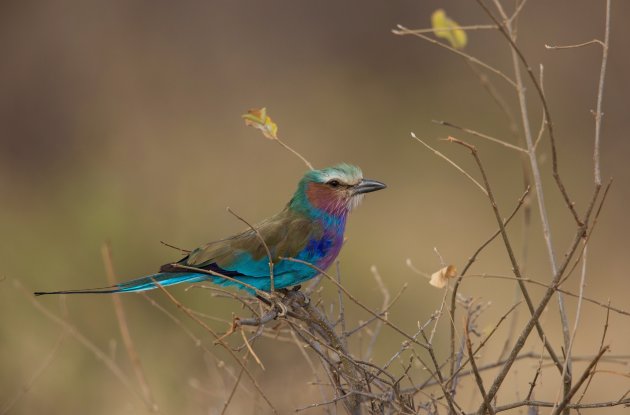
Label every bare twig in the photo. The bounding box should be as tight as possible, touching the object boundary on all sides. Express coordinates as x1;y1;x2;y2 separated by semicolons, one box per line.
281;257;428;350
102;243;159;412
465;315;496;415
578;300;611;404
346;283;407;336
16;280;144;405
159;240;191;254
393;25;518;88
592;0;611;186
478;0;582;225
465;273;630;317
553;245;589;412
490;2;575;378
335;261;348;349
275;137;314;170
545;39;606;50
240;327;265;370
392;24;497;36
295;392;353;413
448;186;529;387
475;397;630;413
551;346;610;415
419;331;462;415
526;340;546;401
150;279;277;413
220;366;245;415
432;120;527;153
365;266;389;360
474;229;587;414
0;330;66;415
447;136;564;372
532;64;547;150
287;327;332;415
411;132;487;195
508;0;528;24
445;301;522;389
428;279;450;345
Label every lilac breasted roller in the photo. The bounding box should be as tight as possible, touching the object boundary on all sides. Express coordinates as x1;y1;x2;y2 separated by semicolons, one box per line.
34;164;385;295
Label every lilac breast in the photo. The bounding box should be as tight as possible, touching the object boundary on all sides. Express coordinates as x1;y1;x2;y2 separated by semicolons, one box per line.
304;231;344;270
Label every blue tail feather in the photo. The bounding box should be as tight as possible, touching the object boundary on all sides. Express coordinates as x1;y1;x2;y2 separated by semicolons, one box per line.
116;272;206;292
34;273;207;296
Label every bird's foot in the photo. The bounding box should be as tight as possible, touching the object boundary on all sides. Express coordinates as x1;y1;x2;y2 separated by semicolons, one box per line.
265;289;289;317
273;285;300;296
263;286;310;318
271;296;289;317
282;288;310;308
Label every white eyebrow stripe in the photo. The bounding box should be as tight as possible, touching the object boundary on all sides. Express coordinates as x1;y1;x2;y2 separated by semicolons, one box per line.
321;172;363;185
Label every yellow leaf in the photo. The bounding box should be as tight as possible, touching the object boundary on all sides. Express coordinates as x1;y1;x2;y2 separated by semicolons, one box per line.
431;9;467;50
429;265;458;288
242;107;278;140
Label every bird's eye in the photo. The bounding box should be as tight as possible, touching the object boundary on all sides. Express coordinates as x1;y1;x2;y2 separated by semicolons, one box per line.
327;179;341;187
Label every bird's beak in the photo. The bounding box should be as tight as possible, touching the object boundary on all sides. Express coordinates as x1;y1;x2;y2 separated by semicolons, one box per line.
353;178;387;195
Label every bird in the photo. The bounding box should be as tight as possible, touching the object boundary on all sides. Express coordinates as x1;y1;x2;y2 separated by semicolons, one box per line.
34;164;386;296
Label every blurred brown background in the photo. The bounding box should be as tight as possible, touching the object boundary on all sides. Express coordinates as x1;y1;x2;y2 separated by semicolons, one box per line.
1;1;629;414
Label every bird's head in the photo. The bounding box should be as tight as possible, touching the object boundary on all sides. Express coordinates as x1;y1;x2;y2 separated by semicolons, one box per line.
291;163;386;217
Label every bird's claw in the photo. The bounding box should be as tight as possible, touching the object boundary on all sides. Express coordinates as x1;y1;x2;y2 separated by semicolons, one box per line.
265;286;310;318
301;294;310;306
274;300;288;317
266;290;289;318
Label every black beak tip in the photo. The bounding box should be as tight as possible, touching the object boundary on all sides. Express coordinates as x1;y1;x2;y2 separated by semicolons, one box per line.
355;179;387;194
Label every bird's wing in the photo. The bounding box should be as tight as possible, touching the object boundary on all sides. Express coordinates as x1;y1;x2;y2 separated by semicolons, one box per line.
176;208;323;278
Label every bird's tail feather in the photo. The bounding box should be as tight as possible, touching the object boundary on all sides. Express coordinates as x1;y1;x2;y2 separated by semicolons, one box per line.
34;272;206;296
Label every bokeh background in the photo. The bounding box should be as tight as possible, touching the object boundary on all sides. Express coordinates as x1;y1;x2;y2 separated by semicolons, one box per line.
1;1;629;414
